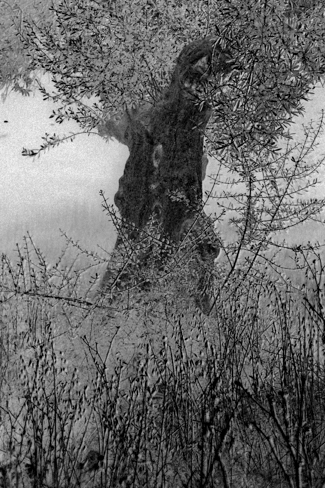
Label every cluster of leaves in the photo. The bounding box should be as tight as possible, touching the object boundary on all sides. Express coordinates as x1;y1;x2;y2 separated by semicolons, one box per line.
204;0;325;158
19;0;196;127
0;0;57;97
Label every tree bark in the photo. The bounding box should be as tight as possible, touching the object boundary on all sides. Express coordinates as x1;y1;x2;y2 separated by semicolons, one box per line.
98;37;234;312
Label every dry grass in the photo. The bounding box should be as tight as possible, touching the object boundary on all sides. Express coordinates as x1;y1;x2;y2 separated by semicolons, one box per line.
1;234;325;487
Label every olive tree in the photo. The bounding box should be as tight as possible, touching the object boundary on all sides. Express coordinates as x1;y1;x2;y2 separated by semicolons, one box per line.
17;0;325;313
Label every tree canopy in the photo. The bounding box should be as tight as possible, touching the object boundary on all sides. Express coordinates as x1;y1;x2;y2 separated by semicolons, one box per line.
19;0;325;156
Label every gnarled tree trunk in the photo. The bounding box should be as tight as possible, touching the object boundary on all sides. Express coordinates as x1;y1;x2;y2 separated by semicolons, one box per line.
98;37;234;313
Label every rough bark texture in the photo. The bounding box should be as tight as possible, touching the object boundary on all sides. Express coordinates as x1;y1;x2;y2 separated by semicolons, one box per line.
99;37;234;312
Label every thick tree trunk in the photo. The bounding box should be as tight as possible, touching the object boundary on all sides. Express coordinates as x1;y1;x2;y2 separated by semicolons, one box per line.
99;37;234;312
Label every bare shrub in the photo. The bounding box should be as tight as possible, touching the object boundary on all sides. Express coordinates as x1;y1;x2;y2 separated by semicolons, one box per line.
1;230;325;487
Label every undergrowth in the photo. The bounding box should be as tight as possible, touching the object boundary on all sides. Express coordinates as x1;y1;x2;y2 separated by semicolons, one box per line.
1;235;325;487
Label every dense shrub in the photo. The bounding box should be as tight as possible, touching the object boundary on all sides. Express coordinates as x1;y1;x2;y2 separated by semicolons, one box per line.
1;233;325;487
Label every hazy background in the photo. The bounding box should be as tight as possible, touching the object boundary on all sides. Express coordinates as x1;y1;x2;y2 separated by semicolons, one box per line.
1;76;325;273
1;77;128;266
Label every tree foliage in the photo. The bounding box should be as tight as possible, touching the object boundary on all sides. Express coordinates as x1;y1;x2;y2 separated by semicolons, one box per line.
0;0;56;96
20;0;325;152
